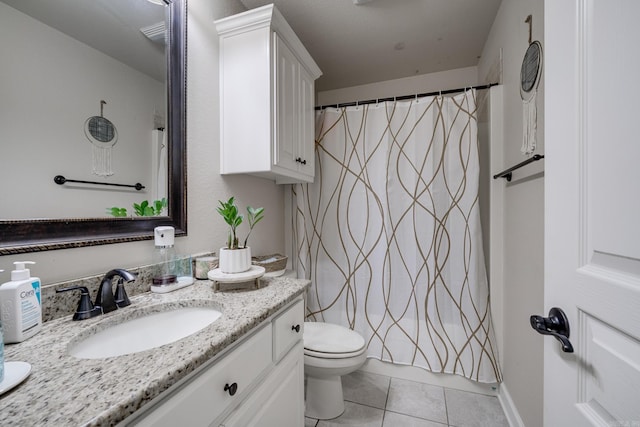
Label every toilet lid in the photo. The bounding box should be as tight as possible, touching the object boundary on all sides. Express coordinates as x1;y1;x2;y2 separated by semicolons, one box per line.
303;322;365;354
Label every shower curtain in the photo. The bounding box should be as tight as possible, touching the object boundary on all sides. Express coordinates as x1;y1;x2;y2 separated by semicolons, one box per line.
292;90;502;383
152;129;168;202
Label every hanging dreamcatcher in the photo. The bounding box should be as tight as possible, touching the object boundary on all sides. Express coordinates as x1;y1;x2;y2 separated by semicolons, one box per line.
520;15;543;155
84;100;118;176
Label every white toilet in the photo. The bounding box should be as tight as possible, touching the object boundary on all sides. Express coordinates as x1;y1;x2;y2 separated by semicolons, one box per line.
303;321;367;420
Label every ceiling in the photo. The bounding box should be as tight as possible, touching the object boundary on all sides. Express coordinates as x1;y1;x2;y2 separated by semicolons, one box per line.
1;0;165;82
240;0;502;92
3;0;502;92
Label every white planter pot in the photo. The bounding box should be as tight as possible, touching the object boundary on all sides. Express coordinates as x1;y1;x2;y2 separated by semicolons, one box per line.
219;247;252;274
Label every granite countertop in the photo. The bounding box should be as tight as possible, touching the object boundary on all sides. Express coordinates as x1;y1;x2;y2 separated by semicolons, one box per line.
0;276;310;426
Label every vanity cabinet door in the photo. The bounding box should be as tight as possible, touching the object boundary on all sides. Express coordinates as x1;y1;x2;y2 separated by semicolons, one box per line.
131;325;273;427
220;342;304;427
272;298;304;361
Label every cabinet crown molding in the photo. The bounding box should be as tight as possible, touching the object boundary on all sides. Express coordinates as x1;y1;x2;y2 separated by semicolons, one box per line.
215;4;321;79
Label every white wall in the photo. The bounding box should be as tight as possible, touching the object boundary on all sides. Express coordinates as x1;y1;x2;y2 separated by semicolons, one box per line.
478;0;545;426
317;66;478;106
0;2;164;219
0;0;287;286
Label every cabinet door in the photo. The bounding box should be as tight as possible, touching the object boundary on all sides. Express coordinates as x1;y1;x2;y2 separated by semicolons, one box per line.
131;325;272;427
297;65;315;179
274;33;299;173
273;299;304;362
221;343;304;427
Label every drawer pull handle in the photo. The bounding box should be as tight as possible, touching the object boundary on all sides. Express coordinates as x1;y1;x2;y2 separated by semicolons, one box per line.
292;324;301;333
224;382;238;396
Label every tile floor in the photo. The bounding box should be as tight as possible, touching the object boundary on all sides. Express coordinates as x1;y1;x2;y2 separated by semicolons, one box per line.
305;371;509;427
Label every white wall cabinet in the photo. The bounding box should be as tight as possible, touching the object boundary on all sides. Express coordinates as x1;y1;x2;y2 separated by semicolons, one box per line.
216;5;322;184
126;297;305;427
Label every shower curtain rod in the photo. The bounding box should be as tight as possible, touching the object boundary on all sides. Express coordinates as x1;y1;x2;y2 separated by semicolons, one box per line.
315;82;499;110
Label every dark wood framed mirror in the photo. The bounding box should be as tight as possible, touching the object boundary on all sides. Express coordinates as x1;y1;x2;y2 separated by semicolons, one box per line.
0;0;187;255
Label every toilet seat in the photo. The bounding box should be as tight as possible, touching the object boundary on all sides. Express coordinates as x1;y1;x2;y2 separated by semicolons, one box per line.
303;322;366;359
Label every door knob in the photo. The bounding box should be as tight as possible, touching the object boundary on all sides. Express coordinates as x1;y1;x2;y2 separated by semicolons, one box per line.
530;307;574;353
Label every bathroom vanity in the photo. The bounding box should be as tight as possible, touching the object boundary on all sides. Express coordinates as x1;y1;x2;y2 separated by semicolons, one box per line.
128;298;305;426
0;276;309;426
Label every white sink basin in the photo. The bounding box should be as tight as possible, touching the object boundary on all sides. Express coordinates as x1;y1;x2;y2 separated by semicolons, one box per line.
69;307;222;359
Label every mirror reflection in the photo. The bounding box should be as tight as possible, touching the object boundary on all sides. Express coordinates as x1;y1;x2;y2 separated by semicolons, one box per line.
0;0;169;219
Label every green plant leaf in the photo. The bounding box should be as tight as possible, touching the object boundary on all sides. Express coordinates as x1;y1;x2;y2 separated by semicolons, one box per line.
154;198;167;215
217;197;243;248
217;198;264;248
243;206;265;247
128;199;168;217
107;207;128;217
133;200;150;216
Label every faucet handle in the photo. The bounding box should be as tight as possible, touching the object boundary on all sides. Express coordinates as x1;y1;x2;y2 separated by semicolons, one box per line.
56;286;102;321
114;278;131;308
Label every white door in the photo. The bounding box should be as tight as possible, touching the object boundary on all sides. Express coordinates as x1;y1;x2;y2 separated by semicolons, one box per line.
544;0;640;425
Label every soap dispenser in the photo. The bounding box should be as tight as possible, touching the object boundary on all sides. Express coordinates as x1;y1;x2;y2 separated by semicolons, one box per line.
152;226;178;286
150;226;194;293
0;261;42;343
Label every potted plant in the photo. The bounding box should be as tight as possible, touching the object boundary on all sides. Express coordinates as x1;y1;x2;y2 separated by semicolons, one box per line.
216;197;264;273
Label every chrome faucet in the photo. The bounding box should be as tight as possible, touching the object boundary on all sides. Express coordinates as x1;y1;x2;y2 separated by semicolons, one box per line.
95;269;136;314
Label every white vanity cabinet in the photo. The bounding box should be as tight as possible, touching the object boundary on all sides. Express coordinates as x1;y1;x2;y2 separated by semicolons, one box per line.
216;5;322;184
221;343;303;427
221;300;305;427
128;297;305;427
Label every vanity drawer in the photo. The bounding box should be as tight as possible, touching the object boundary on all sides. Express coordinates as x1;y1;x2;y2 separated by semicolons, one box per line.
273;298;304;361
133;324;272;427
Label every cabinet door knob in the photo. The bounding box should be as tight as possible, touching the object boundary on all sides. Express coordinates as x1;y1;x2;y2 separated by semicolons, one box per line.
295;157;307;165
292;324;301;333
224;382;238;396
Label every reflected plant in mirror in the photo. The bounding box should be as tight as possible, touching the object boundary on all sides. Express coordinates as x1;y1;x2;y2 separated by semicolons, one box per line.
0;0;187;255
107;198;168;218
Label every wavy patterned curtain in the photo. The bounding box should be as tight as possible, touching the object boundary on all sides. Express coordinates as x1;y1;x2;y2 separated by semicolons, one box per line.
292;90;502;383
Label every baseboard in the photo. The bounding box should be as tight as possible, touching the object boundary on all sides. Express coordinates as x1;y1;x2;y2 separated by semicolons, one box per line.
498;383;525;427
